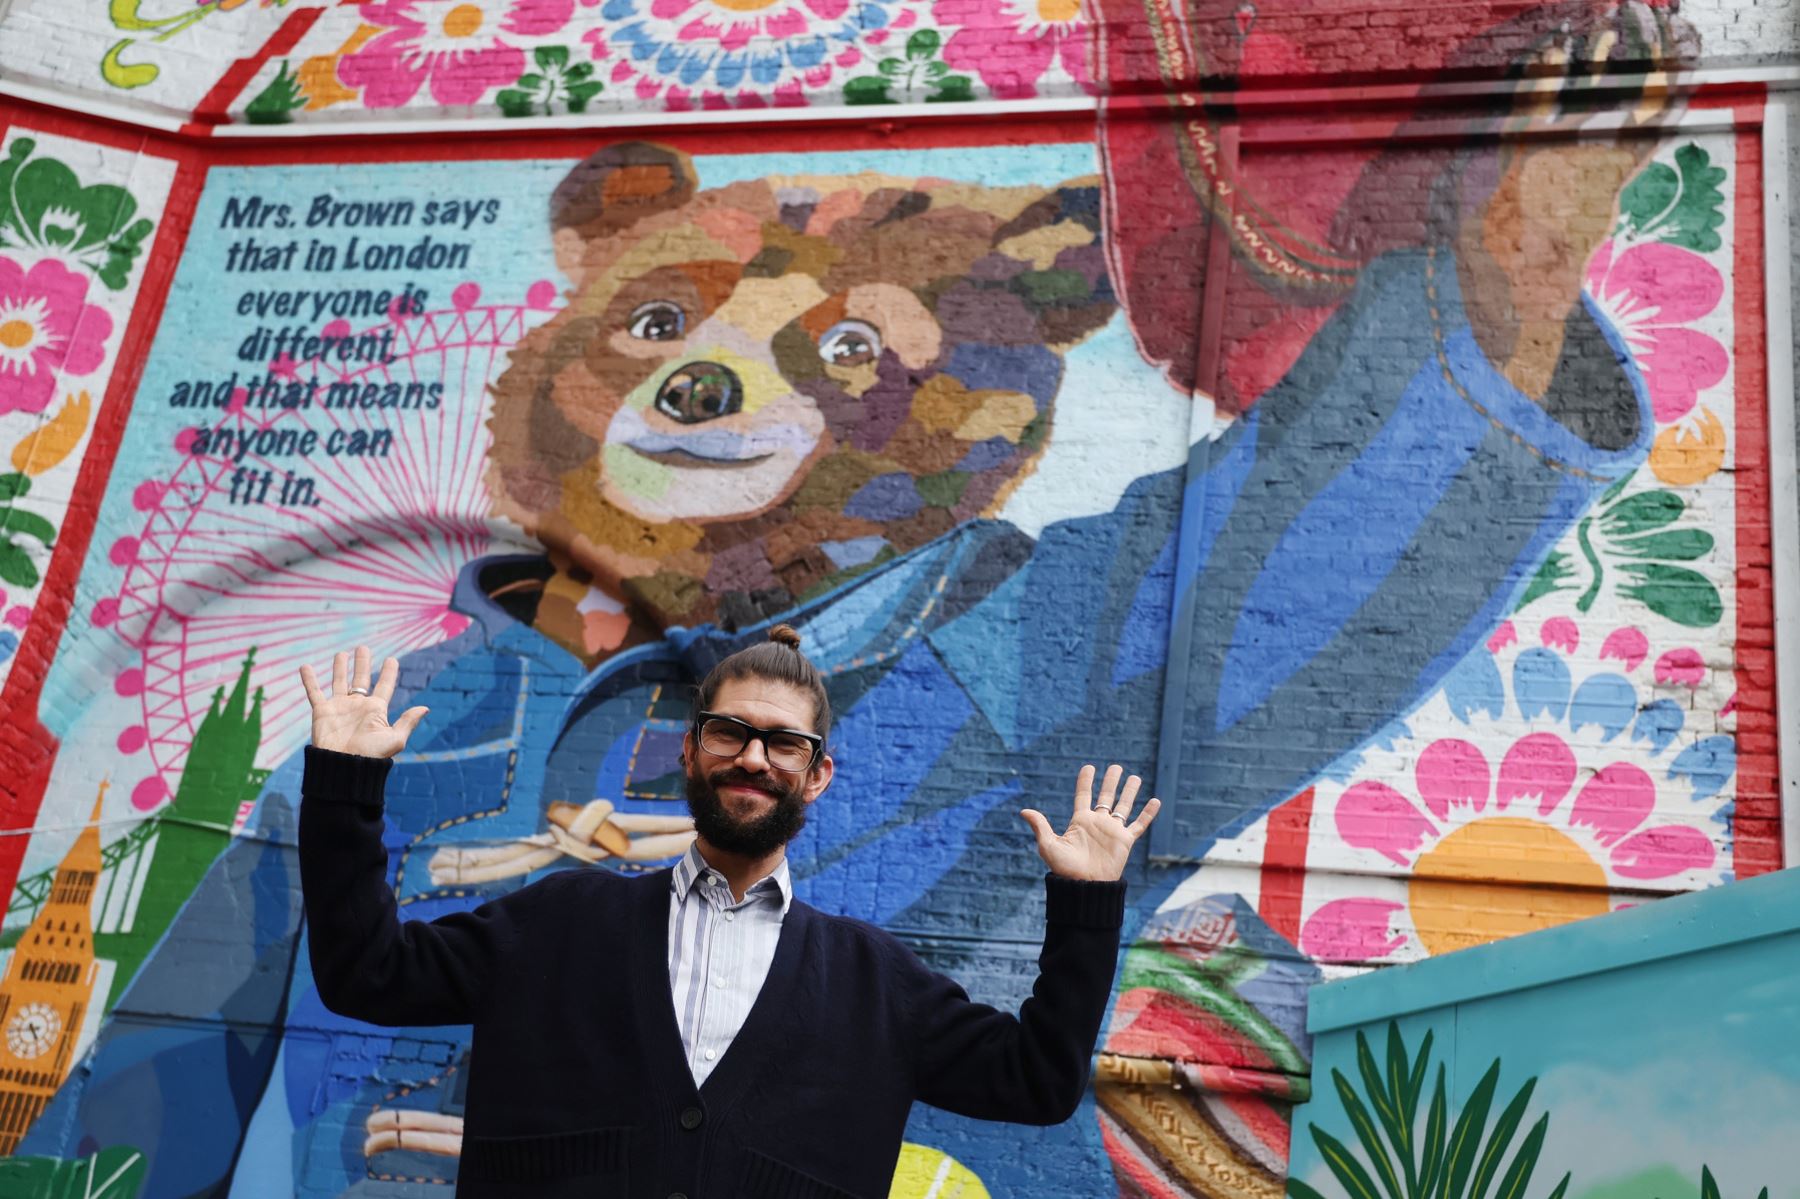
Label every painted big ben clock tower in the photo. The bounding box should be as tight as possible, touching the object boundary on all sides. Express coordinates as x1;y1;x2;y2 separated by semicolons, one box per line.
0;783;105;1154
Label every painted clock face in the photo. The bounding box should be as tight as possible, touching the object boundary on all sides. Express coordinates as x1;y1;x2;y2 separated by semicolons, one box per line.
5;1002;61;1059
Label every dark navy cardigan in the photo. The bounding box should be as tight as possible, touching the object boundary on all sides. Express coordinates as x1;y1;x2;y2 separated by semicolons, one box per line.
299;746;1128;1199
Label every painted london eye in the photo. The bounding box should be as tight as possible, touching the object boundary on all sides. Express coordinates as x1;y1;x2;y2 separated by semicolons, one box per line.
101;281;561;819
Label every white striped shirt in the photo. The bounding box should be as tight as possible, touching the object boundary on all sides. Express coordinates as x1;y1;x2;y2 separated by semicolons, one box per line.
666;843;791;1087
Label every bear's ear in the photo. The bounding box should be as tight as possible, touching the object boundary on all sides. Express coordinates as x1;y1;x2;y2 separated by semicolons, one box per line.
551;142;699;285
991;178;1116;349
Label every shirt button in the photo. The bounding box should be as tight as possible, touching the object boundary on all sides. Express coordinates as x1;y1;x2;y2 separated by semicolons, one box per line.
724;911;736;922
710;976;725;989
679;1106;704;1131
704;1048;717;1061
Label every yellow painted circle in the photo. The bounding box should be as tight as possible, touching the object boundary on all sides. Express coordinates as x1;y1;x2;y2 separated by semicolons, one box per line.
1408;817;1610;956
1036;0;1081;22
0;319;34;350
443;4;485;37
889;1143;990;1199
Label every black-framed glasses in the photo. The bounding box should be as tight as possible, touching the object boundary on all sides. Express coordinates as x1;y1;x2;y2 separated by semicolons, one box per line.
693;712;824;772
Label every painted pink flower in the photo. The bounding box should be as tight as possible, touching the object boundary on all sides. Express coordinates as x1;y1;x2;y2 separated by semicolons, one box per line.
933;0;1090;99
0;256;112;417
1302;626;1730;964
1587;239;1728;424
340;0;575;108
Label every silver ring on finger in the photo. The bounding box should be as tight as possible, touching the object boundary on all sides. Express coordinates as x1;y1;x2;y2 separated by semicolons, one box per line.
1093;805;1113;815
1108;808;1127;820
347;686;372;696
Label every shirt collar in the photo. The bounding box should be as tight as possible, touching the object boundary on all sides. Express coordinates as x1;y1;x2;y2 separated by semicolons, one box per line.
671;842;793;915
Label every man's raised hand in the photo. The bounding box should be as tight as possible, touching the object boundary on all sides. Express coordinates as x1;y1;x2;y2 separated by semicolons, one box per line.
1020;764;1162;882
299;645;429;759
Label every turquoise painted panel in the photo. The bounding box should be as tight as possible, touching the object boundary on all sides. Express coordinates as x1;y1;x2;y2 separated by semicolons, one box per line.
1289;869;1800;1199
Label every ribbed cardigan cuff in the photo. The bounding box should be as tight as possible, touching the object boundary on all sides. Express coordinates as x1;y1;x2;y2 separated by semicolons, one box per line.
302;744;394;807
1043;873;1127;928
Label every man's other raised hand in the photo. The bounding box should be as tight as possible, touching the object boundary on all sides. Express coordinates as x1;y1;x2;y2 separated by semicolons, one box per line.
1021;764;1162;882
299;645;429;759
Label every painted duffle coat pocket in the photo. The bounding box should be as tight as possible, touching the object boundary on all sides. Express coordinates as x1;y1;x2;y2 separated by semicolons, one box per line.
455;1125;630;1197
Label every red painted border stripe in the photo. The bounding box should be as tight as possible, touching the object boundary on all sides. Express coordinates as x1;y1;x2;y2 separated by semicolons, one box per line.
183;4;331;135
1729;96;1781;876
1257;788;1313;946
0;131;209;900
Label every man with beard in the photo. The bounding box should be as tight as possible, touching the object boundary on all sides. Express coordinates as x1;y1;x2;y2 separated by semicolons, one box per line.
296;636;1161;1197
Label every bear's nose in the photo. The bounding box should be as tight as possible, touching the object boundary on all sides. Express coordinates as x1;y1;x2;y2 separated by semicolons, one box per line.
654;362;743;424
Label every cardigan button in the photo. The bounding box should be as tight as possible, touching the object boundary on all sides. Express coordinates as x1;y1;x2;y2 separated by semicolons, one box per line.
669;1193;689;1199
679;1106;704;1130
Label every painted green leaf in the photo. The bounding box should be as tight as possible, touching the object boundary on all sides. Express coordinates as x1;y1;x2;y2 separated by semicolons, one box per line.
1468;1078;1537;1199
496;89;537;118
1660;144;1728;253
1314;1127;1385;1199
0;474;30;503
565;62;596;83
1611;528;1713;561
1491;1115;1549;1199
1600;491;1684;537
878;57;905;77
566;82;604;112
11;156;139;253
0;508;57;547
907;28;942;60
843;76;893;105
1618;161;1678;237
1515;551;1573;611
1617;143;1727;252
1332;1068;1404;1199
1618;562;1723;627
1441;1062;1501;1199
929;75;974;102
1701;1166;1722;1199
1356;1032;1400;1139
0;139;33;242
0;138;154;289
1419;1066;1448;1199
1544;1173;1571;1199
1290;1181;1332;1199
99;218;155;291
245;60;306;126
1405;1028;1433;1117
0;541;39;588
535;44;570;71
923;61;949;80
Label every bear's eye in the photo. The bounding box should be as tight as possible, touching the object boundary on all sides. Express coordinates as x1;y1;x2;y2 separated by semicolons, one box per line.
819;321;881;368
628;301;686;341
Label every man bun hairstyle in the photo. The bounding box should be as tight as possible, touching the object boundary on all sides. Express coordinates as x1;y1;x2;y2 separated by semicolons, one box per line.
692;624;833;747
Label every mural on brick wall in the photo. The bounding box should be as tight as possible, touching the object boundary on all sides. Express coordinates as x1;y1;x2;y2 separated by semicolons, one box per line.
0;0;1780;1195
